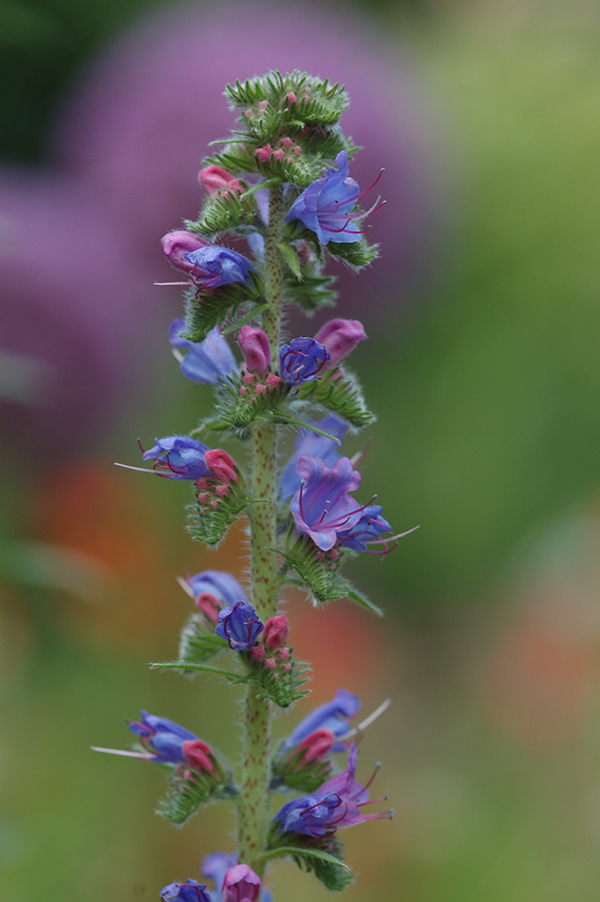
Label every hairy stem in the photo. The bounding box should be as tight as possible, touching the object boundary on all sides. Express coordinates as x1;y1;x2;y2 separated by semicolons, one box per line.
238;186;285;872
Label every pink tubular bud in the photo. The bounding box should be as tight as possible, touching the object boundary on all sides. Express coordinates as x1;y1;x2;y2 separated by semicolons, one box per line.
250;645;265;664
278;647;290;661
161;230;207;272
255;144;273;163
266;373;283;391
223;864;261;902
182;739;216;775
296;728;336;764
272;148;285;162
313;318;367;368
196;591;221;623
238;326;271;376
263;614;289;650
265;658;276;670
205;449;238;484
198;164;243;196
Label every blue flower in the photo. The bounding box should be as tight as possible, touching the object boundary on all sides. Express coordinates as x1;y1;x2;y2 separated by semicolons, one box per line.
183;246;256;288
279;337;330;385
142;435;211;480
281;688;360;754
278;415;347;501
285;151;361;245
169;319;237;384
160;880;210;902
187;571;247;606
128;711;198;764
290;455;362;552
337;504;392;553
215;601;264;650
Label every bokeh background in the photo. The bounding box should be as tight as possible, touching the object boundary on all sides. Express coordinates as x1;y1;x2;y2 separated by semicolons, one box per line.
2;0;600;899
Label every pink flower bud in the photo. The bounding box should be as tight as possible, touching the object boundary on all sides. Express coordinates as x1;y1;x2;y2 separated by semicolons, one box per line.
250;645;265;663
222;865;261;902
238;326;271;376
255;384;267;397
265;658;276;670
182;739;216;775
278;647;290;661
205;449;238;484
313;318;367;368
196;591;221;623
161;230;207;272
255;144;273;163
263;614;289;650
266;373;283;391
198;164;243;196
296;728;336;764
272;148;285;162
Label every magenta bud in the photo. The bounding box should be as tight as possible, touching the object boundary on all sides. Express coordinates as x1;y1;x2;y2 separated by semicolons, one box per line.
222;864;261;902
238;326;271;376
196;591;221;623
295;728;336;764
181;739;216;775
161;230;207;272
263;614;289;650
313;318;367;368
198;164;243;196
205;449;238;484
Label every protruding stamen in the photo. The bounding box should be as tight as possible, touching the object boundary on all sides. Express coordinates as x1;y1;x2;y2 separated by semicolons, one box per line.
91;746;153;760
339;697;392;741
176;575;196;599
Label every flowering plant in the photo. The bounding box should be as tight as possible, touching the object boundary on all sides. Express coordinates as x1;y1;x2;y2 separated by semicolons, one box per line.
94;70;416;899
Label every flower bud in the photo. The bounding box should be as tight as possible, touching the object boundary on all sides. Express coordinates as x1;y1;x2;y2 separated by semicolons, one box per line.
238;326;271;376
181;739;216;775
161;230;207;272
205;449;238;484
313;318;367;368
222;864;261;902
295;728;336;764
263;614;289;650
198;164;243;196
195;591;221;623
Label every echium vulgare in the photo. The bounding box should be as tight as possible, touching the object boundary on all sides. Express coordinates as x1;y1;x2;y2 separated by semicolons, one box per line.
94;70;418;898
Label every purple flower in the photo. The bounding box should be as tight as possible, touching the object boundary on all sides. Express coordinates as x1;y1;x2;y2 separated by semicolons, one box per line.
278;414;347;501
202;852;238;902
290;455;363;552
337;504;392;553
169;319;237;383
183;246;256;289
128;711;198;764
215;601;264;650
142;435;211;480
222;865;261;902
313;318;367;368
279;337;330;385
285;151;363;245
161;230;207;273
281;688;360;754
160;880;210;902
273;743;392;837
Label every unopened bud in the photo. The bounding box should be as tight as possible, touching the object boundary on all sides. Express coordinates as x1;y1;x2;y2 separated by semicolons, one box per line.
182;739;216;775
295;728;336;764
198;165;243;196
161;230;207;273
196;591;221;623
313;318;367;368
222;865;261;902
205;449;238;484
238;326;271;376
263;614;289;650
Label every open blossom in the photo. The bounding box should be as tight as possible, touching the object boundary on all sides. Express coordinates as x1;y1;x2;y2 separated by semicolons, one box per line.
337;504;392;552
142;435;211;480
273;743;392;837
183;246;256;289
161;230;207;272
185;570;247;622
169;319;237;384
314;318;367;368
290;455;363;551
238;326;271;376
215;601;264;650
279;337;330;385
285;151;363;244
127;711;216;774
160;880;210;902
278;414;347;501
222;864;261;902
198;164;244;196
281;688;360;754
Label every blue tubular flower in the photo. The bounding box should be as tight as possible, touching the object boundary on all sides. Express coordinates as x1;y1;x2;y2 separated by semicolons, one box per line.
160;880;210;902
279;337;330;385
187;571;247;606
128;711;198;764
215;601;264;650
290;455;362;552
142;435;211;480
285;151;362;245
278;415;347;501
281;688;360;754
337;504;392;553
169;319;237;384
182;246;256;288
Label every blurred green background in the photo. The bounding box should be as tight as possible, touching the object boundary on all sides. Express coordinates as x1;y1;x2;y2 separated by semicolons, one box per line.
2;0;600;900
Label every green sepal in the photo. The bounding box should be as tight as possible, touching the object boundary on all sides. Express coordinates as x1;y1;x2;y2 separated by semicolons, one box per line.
263;828;352;892
327;237;379;271
178;613;229;664
276;536;350;605
187;481;249;547
186;189;259;240
183;273;265;344
150;660;246;683
345;586;384;618
156;757;236;826
283;253;337;316
294;367;375;430
270;741;333;794
278;241;302;279
245;648;311;708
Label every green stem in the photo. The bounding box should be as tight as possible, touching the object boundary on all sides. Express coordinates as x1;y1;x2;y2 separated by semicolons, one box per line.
237;185;285;873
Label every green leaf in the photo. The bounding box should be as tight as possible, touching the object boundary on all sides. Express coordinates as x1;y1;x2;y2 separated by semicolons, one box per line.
222;302;269;335
294;367;375;430
257;845;350;870
278;242;302;279
346;586;384;617
150;661;245;682
263;830;353;892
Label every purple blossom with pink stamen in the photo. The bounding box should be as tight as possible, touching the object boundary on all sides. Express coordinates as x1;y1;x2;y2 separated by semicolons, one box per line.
183;246;256;289
290;455;363;552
